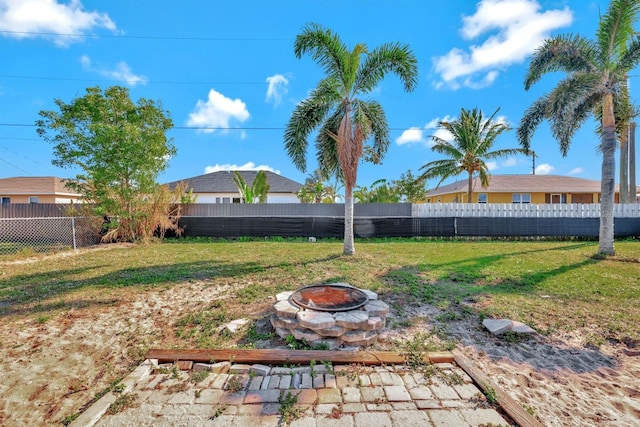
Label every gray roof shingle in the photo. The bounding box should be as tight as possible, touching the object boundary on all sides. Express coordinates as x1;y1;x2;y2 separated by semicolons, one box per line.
165;170;303;194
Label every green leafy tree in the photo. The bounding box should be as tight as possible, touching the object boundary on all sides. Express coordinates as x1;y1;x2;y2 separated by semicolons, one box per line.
354;179;400;203
517;0;640;255
36;86;177;242
419;107;524;203
284;23;418;254
392;169;427;203
233;170;270;203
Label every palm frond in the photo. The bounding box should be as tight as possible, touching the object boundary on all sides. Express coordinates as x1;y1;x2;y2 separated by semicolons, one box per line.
616;36;640;73
517;97;549;150
354;42;418;94
596;0;640;63
418;159;461;184
353;99;389;164
315;107;344;178
284;78;339;171
524;35;596;90
294;23;348;80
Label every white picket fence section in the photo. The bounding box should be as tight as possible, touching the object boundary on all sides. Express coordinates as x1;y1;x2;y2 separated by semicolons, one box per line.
412;203;640;218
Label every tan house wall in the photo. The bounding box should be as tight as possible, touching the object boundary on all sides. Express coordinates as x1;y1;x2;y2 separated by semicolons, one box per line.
0;194;57;204
426;191;605;204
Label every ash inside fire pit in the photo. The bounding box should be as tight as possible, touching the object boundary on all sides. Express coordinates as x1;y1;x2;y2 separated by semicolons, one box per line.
290;284;368;312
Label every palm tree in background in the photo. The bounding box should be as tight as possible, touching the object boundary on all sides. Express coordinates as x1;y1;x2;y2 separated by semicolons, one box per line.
418;107;524;203
517;0;640;255
297;169;337;203
233;170;269;203
284;23;418;255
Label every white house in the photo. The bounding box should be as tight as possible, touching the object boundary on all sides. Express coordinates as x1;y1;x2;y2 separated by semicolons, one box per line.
166;170;303;203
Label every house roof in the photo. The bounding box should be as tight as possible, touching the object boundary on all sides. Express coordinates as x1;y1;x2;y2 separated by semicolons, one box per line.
166;170;303;194
426;174;634;196
0;176;81;196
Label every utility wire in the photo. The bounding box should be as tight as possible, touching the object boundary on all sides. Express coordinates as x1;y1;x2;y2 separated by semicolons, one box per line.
0;123;412;131
0;157;32;174
0;74;265;85
0;30;286;41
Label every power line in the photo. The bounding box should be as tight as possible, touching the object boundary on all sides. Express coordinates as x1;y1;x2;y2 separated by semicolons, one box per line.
0;123;413;131
0;74;265;85
0;30;286;42
0;157;32;174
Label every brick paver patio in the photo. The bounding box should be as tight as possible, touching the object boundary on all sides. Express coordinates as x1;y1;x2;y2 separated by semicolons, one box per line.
73;359;510;427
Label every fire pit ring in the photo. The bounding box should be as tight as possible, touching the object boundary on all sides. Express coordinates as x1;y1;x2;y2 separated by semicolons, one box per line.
289;283;369;312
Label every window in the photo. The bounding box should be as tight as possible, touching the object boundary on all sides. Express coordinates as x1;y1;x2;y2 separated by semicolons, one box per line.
29;196;39;204
512;193;531;204
232;197;241;204
551;194;567;204
222;197;231;204
0;197;9;207
478;193;488;203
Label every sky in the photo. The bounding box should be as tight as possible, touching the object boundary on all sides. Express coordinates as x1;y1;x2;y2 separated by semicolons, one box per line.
0;0;634;191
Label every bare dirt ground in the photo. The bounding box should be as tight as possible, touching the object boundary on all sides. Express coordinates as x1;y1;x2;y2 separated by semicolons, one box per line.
1;249;639;426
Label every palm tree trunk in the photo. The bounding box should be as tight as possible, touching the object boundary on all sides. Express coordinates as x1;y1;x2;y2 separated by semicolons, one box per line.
599;94;616;255
620;124;629;203
343;185;355;255
467;172;473;203
629;122;636;202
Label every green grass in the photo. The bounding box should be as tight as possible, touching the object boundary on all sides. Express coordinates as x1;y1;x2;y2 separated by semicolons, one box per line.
1;238;639;343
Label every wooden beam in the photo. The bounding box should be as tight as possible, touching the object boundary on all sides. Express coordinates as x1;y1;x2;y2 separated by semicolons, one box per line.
453;350;543;427
146;348;453;365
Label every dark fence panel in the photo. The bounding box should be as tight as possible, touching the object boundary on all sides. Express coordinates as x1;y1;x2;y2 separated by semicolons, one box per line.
180;217;344;238
179;216;640;239
0;203;71;218
455;218;639;238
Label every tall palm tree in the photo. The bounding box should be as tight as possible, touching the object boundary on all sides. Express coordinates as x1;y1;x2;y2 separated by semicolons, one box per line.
284;23;418;255
418;107;525;203
517;0;640;255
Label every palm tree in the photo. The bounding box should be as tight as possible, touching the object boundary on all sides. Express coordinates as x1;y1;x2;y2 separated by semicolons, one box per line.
418;107;525;203
233;170;269;203
284;23;418;255
517;0;640;255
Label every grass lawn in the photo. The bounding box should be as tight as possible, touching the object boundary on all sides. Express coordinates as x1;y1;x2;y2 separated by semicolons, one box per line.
1;238;639;347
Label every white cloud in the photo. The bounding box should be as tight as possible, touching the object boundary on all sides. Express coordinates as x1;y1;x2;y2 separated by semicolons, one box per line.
486;161;498;170
535;163;555;175
568;167;584;175
187;89;250;133
204;162;279;174
265;74;289;106
396;127;424;145
433;0;572;89
502;157;518;167
0;0;116;46
81;55;147;86
397;115;456;146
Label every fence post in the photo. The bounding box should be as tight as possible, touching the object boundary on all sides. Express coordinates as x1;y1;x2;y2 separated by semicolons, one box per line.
71;217;77;250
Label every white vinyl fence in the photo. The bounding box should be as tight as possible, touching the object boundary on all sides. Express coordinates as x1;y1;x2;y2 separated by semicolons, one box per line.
412;203;640;218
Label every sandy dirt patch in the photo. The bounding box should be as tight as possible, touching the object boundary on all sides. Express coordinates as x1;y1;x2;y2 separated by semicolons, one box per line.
0;272;638;426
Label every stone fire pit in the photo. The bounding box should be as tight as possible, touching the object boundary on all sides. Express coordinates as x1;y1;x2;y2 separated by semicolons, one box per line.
270;283;389;349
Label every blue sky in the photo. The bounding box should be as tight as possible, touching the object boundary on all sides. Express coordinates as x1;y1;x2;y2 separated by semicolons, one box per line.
0;0;631;190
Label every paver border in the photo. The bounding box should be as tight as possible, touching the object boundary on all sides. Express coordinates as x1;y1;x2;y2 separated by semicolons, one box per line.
71;349;542;427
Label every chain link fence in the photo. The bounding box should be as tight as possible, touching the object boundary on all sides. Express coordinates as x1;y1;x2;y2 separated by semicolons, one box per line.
0;217;101;257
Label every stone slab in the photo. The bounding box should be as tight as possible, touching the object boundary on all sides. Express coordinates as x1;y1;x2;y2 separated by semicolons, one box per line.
483;318;536;335
273;300;300;318
297;310;336;329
